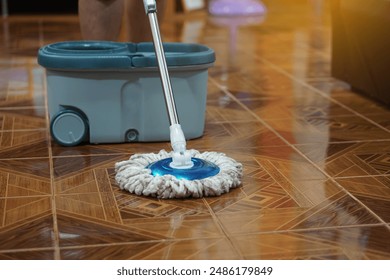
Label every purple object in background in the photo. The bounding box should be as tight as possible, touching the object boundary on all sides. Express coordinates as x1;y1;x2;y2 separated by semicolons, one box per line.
208;0;266;16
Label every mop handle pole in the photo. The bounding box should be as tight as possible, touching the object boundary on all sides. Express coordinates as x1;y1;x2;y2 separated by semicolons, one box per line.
144;0;179;126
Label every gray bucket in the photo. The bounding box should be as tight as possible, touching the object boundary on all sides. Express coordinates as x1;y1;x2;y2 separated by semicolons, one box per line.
38;41;215;146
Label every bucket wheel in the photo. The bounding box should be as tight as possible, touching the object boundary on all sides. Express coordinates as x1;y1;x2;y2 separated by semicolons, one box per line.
50;109;89;146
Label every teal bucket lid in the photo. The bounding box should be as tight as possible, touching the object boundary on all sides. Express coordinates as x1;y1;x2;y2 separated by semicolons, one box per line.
37;41;215;70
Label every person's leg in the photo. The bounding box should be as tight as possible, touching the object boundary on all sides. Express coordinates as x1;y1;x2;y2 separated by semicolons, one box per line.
79;0;124;40
124;0;166;42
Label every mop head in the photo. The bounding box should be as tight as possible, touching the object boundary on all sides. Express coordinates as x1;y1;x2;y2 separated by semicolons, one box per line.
115;149;243;199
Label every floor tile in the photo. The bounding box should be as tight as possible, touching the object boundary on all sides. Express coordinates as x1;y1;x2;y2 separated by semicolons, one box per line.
206;99;256;123
207;178;342;214
337;176;390;223
138;238;240;260
0;213;54;250
52;154;124;179
216;190;381;235
0;157;51;178
60;238;240;260
296;141;390;177
307;78;351;96
51;141;170;157
190;121;287;151
123;213;223;240
0;249;55;260
0;196;52;227
211;65;297;99
0;171;51;198
265;115;390;144
0;133;49;158
56;212;161;247
365;113;390;131
331;91;390;116
0;61;45;107
53;157;224;242
232;225;390;260
60;243;161;260
0;108;46;130
253;145;327;180
276;191;381;230
240;94;353;121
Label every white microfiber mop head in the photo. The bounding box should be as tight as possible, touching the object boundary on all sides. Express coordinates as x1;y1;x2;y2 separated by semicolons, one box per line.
115;149;243;199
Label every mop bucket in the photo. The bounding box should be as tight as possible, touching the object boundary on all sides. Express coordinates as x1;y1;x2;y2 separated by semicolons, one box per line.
37;41;215;146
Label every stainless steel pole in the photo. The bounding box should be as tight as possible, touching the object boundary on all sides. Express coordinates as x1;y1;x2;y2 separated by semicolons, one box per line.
145;2;179;126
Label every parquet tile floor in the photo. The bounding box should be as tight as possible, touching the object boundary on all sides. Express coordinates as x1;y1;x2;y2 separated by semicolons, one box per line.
0;1;389;260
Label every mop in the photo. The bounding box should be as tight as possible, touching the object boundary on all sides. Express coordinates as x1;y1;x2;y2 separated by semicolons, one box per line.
114;0;243;199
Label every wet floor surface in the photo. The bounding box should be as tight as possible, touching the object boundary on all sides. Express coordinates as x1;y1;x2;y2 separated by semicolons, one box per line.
0;1;389;259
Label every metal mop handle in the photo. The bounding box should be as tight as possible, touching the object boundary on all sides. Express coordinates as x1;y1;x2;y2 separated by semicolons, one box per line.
143;0;193;168
143;0;179;126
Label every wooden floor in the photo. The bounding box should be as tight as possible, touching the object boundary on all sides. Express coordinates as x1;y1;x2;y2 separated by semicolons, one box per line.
1;1;390;260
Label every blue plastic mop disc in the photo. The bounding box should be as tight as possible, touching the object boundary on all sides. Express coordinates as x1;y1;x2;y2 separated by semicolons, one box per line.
148;157;220;180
